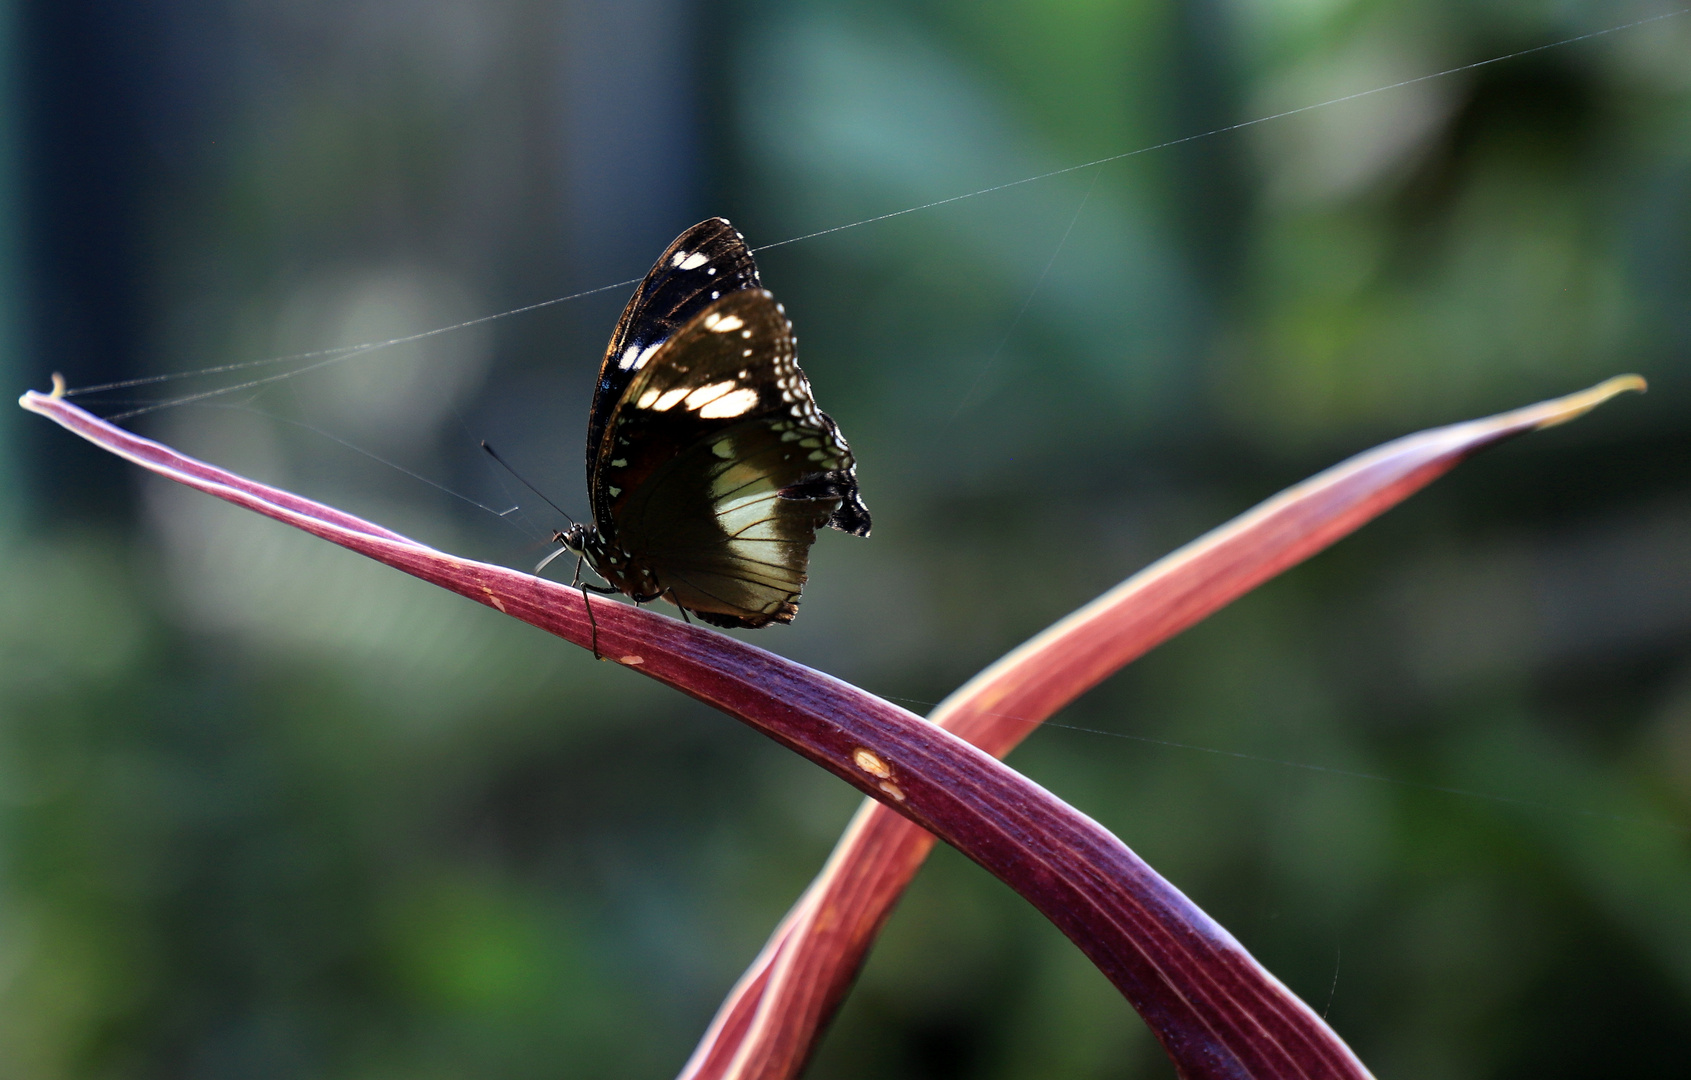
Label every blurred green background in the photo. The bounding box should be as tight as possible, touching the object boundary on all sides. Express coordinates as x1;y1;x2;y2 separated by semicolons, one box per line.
4;0;1689;1077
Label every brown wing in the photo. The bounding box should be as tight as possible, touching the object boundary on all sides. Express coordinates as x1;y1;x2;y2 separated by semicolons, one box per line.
590;289;869;627
617;420;838;626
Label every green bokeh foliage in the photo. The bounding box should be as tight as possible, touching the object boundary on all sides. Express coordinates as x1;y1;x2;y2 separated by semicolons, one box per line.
5;1;1689;1077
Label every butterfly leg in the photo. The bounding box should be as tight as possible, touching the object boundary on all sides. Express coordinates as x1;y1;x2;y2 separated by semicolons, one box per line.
566;557;602;659
578;582;599;659
661;591;693;625
574;582;621;658
569;556;622;659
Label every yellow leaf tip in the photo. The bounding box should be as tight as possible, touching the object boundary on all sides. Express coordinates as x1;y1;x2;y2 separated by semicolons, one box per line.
16;375;66;412
1531;374;1647;431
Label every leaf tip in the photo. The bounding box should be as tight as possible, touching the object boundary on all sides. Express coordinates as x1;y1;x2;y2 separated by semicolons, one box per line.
1531;374;1646;431
17;375;66;412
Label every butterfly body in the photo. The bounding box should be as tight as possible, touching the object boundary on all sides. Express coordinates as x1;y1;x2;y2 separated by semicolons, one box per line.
559;219;869;629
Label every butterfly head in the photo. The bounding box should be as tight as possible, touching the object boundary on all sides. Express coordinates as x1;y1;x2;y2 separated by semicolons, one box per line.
556;522;593;556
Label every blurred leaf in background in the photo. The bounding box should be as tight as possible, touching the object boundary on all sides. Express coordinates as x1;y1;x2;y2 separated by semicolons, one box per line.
4;1;1688;1078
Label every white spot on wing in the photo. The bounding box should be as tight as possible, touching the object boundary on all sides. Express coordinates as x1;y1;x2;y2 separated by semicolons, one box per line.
636;388;661;409
677;251;709;270
620;342;660;371
651;387;690;411
698;387;760;419
684;381;736;410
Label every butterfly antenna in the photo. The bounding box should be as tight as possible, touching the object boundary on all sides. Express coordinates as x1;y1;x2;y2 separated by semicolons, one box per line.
480;440;578;526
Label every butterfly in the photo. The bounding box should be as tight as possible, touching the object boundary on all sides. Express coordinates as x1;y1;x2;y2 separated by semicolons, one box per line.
554;218;870;630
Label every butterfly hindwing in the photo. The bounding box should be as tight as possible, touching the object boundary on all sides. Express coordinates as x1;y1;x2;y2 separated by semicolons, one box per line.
585;219;762;476
588;289;866;627
616;419;835;626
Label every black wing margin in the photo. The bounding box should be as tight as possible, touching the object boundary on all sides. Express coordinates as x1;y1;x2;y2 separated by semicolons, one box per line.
585;219;763;475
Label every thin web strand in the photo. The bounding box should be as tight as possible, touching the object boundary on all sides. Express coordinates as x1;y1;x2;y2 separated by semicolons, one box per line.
199;402;541;535
752;7;1691;253
877;695;1688;835
1037;718;1686;833
67;277;642;399
1323;947;1342;1020
68;7;1687;417
950;161;1105;420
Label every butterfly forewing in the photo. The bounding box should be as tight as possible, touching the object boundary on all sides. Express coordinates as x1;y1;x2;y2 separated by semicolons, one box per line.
588;289;866;627
586;218;762;473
